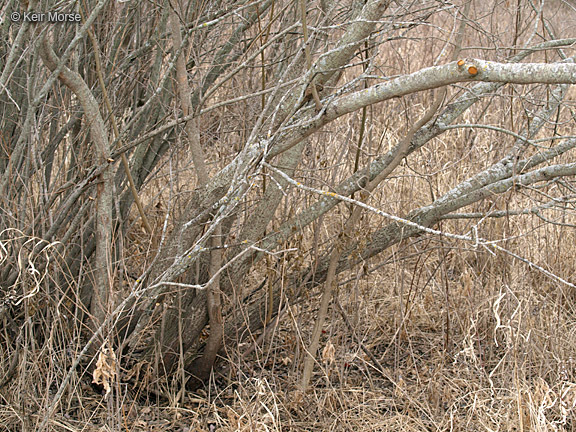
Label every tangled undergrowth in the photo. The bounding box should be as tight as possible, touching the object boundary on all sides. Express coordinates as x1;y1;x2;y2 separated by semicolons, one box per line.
2;227;576;431
1;1;576;430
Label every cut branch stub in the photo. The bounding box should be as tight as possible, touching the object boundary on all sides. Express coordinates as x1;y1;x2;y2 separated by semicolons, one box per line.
457;59;478;76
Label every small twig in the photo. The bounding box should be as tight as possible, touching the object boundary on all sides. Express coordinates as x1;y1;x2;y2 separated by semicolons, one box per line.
300;0;322;110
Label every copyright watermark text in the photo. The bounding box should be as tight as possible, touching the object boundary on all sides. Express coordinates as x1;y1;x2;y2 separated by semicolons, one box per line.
10;11;81;23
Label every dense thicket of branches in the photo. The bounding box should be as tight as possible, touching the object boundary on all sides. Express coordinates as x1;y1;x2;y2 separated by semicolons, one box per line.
1;0;576;426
